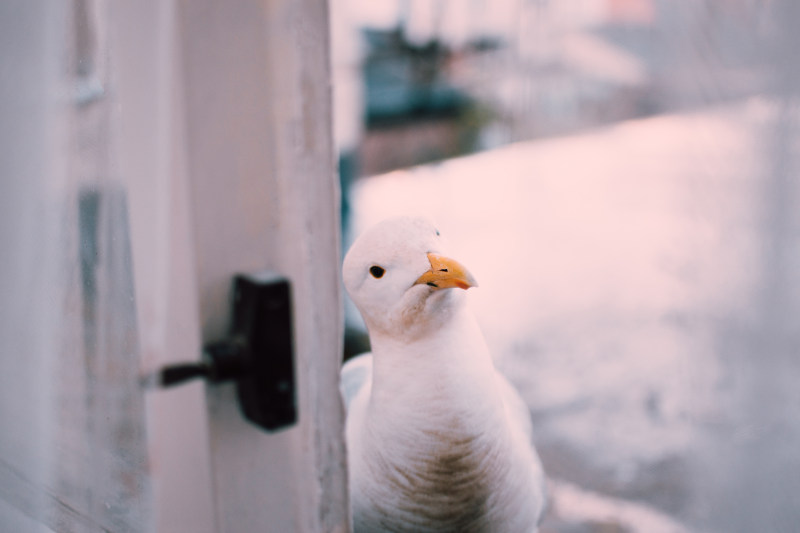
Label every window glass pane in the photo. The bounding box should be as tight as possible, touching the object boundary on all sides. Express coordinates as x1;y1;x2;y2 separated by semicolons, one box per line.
333;2;800;531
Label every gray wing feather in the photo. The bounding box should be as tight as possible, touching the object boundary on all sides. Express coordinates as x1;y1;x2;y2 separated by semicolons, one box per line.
496;372;534;440
496;371;549;521
340;353;373;412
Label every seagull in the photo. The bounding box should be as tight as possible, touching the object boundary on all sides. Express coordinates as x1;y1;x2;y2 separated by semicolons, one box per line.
341;216;547;532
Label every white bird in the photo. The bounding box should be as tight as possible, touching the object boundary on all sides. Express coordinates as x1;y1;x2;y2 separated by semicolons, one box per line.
341;216;547;533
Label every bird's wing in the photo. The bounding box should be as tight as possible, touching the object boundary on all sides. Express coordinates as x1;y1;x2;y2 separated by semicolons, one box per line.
496;370;549;519
496;371;534;441
340;353;373;412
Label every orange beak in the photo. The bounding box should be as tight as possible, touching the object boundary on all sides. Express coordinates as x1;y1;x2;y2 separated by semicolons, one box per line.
414;253;478;290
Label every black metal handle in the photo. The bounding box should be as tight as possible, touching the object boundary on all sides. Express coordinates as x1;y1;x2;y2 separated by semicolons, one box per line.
159;361;212;387
149;272;297;433
157;339;246;387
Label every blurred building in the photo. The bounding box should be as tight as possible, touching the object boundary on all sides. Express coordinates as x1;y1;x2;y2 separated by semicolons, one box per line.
332;0;773;176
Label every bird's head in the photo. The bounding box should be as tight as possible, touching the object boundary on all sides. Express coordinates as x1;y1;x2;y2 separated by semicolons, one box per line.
343;216;478;342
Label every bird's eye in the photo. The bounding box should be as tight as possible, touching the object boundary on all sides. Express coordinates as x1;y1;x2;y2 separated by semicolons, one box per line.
435;229;441;236
369;266;386;279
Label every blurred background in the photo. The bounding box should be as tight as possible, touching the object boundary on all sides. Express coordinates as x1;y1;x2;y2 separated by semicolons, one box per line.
331;1;800;532
2;1;798;531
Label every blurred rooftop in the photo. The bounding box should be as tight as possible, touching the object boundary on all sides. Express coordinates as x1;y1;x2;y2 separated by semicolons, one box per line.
332;0;772;179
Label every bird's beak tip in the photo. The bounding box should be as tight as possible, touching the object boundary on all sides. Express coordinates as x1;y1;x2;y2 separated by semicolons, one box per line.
415;252;477;290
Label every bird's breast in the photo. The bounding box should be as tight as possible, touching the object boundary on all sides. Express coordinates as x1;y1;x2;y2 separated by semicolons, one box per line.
353;413;539;533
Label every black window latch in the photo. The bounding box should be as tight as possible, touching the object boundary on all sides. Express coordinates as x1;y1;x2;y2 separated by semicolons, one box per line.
146;272;297;433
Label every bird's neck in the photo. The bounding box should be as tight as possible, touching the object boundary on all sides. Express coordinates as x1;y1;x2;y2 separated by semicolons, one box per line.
367;307;503;428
